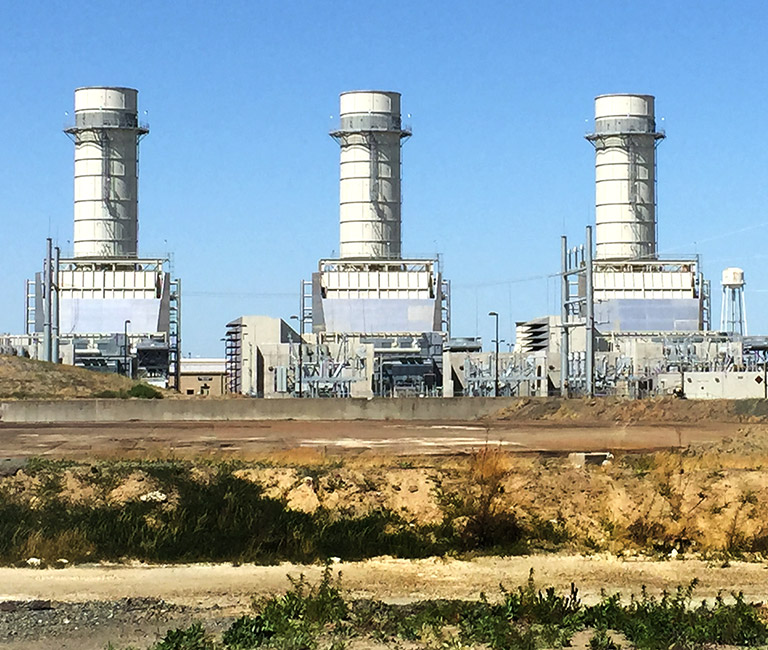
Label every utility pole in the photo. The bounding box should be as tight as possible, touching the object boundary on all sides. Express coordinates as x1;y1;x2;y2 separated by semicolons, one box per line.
52;245;60;363
560;236;569;397
488;311;499;397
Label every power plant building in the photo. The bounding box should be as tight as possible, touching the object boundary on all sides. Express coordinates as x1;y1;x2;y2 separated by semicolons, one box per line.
225;91;450;397
24;87;180;385
312;91;448;337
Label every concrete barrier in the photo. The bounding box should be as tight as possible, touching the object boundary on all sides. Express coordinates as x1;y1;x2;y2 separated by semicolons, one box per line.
0;397;517;424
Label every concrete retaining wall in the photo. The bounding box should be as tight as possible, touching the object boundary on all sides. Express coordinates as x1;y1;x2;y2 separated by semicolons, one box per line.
0;397;516;424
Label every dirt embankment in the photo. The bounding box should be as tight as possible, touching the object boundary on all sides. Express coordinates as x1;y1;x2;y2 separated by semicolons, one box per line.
0;355;139;399
494;396;768;425
4;426;768;560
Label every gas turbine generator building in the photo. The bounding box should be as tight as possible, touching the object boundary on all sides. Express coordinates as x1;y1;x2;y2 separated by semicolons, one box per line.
511;93;766;400
2;87;181;386
226;91;450;398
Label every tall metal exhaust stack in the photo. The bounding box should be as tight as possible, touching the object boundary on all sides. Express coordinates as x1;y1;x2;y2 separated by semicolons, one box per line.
65;87;148;259
586;94;664;261
330;91;411;259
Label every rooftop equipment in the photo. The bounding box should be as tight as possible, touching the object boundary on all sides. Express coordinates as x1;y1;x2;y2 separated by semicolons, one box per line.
64;87;148;259
586;94;664;261
330;91;411;259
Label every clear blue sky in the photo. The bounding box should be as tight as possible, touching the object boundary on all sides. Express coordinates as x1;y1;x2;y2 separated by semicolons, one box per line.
2;1;767;356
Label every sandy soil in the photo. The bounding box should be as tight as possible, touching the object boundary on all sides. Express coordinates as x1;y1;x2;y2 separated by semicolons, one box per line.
2;392;767;648
2;555;768;608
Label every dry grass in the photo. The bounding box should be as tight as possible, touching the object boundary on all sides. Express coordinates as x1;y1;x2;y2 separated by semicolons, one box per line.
21;529;96;563
0;353;144;399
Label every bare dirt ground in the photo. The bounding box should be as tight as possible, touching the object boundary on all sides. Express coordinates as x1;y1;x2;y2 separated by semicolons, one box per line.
0;419;740;459
2;555;768;650
5;555;768;609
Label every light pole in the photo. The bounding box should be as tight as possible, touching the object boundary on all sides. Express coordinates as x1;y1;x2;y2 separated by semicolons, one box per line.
290;315;303;398
488;311;499;397
123;319;131;378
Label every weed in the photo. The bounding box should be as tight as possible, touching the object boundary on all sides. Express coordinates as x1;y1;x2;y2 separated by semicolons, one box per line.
152;623;215;650
526;514;571;547
583;579;768;649
589;629;622;650
253;563;347;627
222;615;275;648
103;572;768;650
437;445;530;553
227;564;348;649
621;454;655;477
21;528;95;564
24;457;77;476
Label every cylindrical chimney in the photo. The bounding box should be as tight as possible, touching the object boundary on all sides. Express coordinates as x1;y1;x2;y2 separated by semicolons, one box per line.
586;94;664;261
65;87;148;258
330;91;410;259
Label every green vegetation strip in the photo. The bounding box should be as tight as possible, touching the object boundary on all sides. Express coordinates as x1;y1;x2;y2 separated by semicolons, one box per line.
116;567;768;649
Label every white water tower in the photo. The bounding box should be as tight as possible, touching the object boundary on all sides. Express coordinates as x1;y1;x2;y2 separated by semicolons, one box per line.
720;267;747;335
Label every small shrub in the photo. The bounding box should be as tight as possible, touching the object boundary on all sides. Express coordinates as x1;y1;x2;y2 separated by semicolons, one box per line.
437;446;530;553
583;579;768;649
92;384;162;399
222;614;275;648
223;565;348;649
128;383;164;399
253;563;347;628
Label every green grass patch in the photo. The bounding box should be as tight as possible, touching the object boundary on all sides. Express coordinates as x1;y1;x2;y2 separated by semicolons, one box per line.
92;383;163;399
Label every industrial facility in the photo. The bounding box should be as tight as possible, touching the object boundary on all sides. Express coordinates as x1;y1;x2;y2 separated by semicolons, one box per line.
0;87;765;401
172;89;768;401
2;87;181;387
